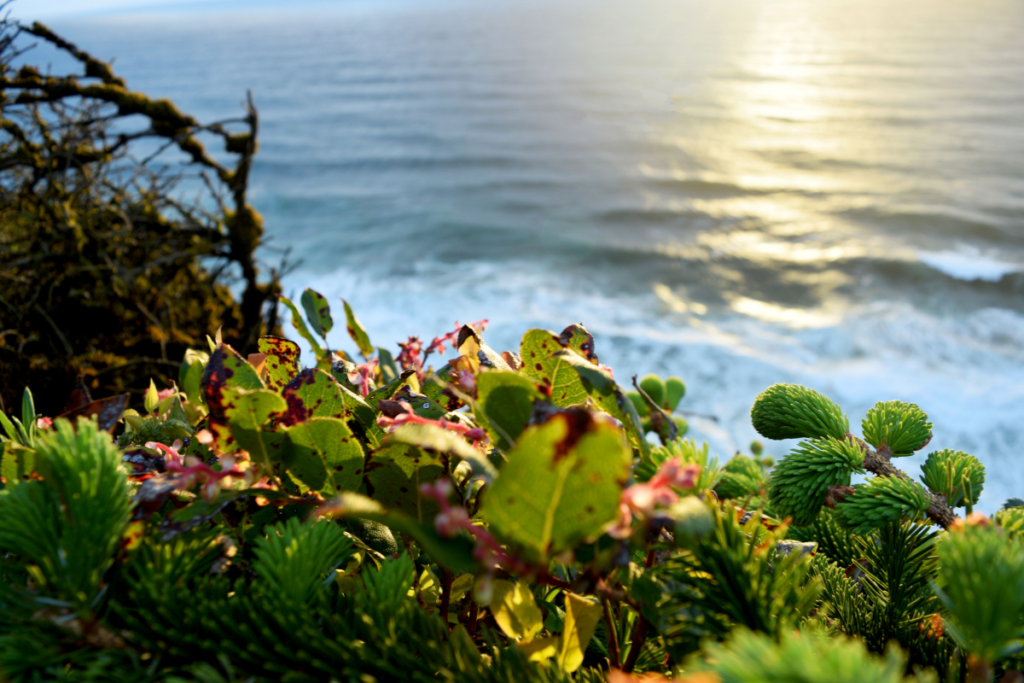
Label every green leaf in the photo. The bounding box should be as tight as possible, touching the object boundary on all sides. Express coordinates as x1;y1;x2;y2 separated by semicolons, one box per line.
321;492;477;572
520;329;588;407
423;364;463;412
258;336;301;392
385;423;497;481
342;299;374;358
144;379;159;414
491;579;543;642
366;443;443;523
556;594;602;672
300;288;334;339
280;295;329;363
377;347;400;385
0;408;19;442
223;388;287;469
160;488;290;540
201;345;266;452
280;418;365;495
482;406;631;562
179;349;208;408
475;371;544;451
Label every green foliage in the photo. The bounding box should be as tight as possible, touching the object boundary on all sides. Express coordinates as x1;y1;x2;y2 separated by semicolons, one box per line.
934;524;1024;666
635;506;821;659
252;517;353;604
684;626;934;683
635;437;722;493
834;477;931;534
0;418;131;615
862;400;933;456
768;436;865;526
751;383;850;441
920;449;985;508
714;454;765;501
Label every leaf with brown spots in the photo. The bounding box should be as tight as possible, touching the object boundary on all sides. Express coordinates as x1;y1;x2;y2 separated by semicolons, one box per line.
366;443;444;523
0;442;37;488
280;368;350;425
385;422;497;481
482;405;631;563
202;344;265;452
223;388;287;469
279;417;365;495
520;329;588;408
258;336;300;391
551;349;650;458
558;323;599;365
301;287;334;339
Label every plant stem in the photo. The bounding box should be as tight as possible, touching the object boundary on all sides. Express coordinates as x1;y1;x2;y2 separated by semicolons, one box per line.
439;567;453;629
602;598;621;669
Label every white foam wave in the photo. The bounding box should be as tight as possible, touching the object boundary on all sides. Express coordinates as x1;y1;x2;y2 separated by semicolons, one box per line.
918;248;1020;282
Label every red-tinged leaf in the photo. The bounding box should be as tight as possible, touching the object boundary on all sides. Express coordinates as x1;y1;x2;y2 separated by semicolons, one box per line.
258;335;300;392
201;345;265;452
301;288;334;339
57;394;130;432
62;377;92;414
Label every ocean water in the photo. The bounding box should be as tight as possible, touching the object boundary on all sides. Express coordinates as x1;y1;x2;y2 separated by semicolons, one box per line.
33;0;1024;512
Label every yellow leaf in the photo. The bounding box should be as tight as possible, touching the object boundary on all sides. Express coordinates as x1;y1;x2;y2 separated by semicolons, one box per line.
409;566;441;605
450;573;475;603
491;579;543;641
518;635;559;662
557;594;602;672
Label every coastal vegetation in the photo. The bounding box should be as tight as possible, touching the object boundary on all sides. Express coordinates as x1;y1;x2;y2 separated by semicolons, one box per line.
1;18;1022;683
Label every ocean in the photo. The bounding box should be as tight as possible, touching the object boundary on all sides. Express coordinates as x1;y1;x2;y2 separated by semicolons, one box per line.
32;0;1024;512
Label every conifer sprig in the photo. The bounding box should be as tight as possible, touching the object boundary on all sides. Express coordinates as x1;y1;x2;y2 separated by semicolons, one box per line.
767;437;865;526
751;384;849;442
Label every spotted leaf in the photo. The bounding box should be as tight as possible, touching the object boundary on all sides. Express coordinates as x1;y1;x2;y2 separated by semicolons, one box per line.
258;336;300;392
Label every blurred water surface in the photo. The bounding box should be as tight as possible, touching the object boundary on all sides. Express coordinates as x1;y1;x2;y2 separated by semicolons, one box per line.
40;0;1024;510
